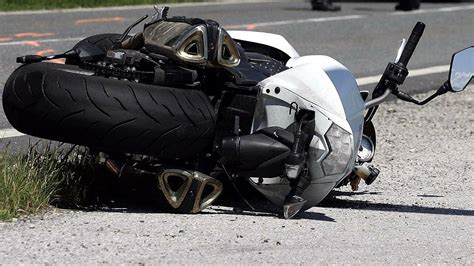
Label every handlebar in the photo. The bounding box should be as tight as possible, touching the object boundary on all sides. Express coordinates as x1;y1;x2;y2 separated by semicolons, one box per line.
365;22;425;111
397;22;425;67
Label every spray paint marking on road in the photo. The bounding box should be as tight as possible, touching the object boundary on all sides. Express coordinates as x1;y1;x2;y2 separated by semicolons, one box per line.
0;15;364;45
14;32;55;38
48;59;66;64
0;32;56;44
0;64;452;139
0;37;13;42
0;0;281;16
75;16;125;25
246;25;257;30
226;15;365;29
23;41;41;47
35;49;56;56
0;37;84;46
0;2;472;46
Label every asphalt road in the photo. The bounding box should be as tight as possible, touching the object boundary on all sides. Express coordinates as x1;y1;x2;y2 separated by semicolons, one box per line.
0;1;473;130
0;1;473;264
0;1;473;133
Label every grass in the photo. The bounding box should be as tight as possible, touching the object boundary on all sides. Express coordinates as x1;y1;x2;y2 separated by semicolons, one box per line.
0;145;96;220
0;142;168;221
0;0;206;11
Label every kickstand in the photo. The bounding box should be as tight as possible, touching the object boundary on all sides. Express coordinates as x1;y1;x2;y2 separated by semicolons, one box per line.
220;164;258;212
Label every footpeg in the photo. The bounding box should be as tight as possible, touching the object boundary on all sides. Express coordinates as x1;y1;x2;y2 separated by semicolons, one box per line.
158;169;223;213
364;165;380;185
354;164;380;185
283;195;307;219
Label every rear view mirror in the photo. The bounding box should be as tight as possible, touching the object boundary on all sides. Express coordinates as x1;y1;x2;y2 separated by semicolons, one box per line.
449;47;474;92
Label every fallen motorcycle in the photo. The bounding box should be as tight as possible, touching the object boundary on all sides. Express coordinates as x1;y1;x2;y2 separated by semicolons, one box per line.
3;7;473;218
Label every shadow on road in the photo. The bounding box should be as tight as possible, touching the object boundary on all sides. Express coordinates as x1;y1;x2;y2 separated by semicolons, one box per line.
296;211;336;222
54;165;471;220
320;191;473;217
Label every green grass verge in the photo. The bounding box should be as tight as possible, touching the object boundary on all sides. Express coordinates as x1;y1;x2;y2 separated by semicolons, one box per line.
0;145;95;220
0;0;205;11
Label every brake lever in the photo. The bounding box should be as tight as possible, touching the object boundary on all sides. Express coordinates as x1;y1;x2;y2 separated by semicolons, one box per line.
365;22;425;110
17;49;78;64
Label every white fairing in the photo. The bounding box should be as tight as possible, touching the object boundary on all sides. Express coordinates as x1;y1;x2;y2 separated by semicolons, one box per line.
249;56;365;208
228;31;300;59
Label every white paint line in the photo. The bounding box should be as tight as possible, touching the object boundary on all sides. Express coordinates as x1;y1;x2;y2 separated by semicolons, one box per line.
0;2;472;46
0;64;451;139
391;4;474;15
356;65;450;86
0;37;84;46
0;128;25;139
226;15;365;29
0;0;282;16
0;15;364;46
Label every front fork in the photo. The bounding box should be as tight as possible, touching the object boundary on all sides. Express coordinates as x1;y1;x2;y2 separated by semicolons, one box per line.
348;121;380;191
282;111;314;219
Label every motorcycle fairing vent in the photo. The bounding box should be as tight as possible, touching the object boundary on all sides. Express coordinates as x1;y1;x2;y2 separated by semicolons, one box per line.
143;17;241;68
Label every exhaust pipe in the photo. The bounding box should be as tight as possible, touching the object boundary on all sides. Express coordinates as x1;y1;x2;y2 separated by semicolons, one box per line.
158;169;223;213
104;159;223;213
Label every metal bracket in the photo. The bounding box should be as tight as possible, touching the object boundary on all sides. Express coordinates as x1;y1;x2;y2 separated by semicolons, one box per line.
151;6;169;22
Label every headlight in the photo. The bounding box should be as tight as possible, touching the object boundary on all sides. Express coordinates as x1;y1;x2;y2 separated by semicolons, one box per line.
322;123;352;175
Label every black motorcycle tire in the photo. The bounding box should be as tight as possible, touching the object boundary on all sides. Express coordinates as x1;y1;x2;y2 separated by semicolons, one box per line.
3;62;216;158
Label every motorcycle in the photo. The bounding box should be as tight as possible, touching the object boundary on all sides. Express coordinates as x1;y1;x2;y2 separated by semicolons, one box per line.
3;7;473;218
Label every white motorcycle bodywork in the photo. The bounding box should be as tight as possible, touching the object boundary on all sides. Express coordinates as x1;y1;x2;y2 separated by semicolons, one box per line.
229;31;365;207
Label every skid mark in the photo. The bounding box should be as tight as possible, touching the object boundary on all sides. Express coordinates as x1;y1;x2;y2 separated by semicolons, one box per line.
14;32;55;38
75;16;125;25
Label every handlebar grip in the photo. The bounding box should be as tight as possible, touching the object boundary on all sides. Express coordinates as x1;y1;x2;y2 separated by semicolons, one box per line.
398;22;425;67
16;55;43;64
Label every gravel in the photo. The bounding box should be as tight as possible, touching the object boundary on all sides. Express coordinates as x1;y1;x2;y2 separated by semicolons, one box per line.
1;88;473;264
1;1;473;263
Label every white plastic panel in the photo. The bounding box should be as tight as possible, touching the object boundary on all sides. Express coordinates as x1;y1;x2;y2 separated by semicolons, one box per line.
228;30;300;59
248;55;366;207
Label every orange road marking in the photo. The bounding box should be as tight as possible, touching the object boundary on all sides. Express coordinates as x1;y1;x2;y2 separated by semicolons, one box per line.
24;41;41;47
15;32;55;38
0;37;13;42
75;16;125;25
48;59;66;64
246;24;257;30
35;49;56;56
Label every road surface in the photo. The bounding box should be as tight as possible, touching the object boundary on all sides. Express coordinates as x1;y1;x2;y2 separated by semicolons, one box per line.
0;1;473;264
